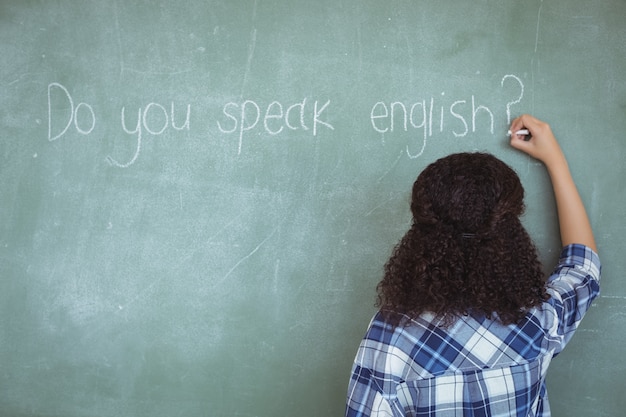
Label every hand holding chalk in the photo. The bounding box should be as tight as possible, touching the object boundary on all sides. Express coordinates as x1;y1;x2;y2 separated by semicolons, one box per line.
508;114;564;167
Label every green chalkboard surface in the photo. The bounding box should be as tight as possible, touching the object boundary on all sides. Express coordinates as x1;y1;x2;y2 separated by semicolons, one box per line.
1;1;625;416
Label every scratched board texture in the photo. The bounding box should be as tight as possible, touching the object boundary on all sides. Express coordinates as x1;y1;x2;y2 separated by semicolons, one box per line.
1;1;625;417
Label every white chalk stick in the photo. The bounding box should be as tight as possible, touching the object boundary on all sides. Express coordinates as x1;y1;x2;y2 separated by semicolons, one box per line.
508;129;530;135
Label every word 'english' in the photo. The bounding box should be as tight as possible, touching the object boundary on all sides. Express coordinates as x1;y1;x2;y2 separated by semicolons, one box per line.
370;74;525;158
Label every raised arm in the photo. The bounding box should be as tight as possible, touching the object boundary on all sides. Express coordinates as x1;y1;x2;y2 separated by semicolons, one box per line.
509;114;597;253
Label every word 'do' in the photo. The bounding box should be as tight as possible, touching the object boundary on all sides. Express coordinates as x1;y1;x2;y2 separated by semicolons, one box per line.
48;83;96;141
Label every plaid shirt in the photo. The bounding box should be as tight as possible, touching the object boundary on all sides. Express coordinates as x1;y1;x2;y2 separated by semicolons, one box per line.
346;244;601;417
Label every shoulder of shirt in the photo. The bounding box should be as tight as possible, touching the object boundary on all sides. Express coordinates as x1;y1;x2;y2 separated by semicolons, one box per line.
554;243;601;280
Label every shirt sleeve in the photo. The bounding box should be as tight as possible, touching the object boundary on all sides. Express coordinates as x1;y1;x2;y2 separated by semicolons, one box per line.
544;243;601;354
346;364;398;417
345;315;405;417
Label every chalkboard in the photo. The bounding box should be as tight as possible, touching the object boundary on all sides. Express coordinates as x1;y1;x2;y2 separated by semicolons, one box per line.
1;1;625;416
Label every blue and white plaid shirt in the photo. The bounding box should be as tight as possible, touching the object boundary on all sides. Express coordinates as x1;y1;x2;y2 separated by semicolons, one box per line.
346;244;601;417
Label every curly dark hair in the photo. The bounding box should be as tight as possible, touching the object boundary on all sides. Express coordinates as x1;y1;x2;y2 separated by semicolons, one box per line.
377;152;549;327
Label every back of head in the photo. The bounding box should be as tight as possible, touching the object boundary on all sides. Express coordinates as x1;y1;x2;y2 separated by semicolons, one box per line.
411;152;525;237
378;153;547;327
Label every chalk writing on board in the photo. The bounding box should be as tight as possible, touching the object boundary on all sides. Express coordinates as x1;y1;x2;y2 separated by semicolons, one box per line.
47;82;192;168
216;99;334;155
46;74;524;167
47;82;96;141
107;102;192;168
370;74;524;159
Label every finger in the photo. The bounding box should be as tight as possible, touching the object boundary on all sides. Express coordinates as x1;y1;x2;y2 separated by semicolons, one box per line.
510;114;545;141
509;133;530;150
509;114;531;136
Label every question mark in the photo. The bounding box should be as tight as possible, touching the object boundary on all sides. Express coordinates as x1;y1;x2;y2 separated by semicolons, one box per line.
501;74;524;125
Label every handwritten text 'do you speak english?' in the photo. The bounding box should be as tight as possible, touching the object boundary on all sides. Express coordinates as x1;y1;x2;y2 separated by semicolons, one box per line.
46;75;524;168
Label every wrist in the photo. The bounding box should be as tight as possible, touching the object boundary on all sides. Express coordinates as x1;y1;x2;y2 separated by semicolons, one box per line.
543;150;568;176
